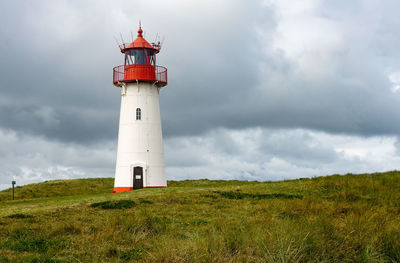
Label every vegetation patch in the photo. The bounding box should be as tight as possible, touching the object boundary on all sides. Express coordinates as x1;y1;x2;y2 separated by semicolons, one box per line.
120;247;150;261
190;219;208;226
201;194;219;199
217;191;303;200
6;213;34;219
4;237;69;253
90;199;136;209
2;229;70;254
105;247;119;258
278;211;303;219
18;256;67;263
139;198;154;204
142;215;169;234
6;238;48;252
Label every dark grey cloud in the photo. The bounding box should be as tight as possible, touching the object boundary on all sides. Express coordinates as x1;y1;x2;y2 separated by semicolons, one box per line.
0;0;122;144
160;0;400;138
1;0;400;145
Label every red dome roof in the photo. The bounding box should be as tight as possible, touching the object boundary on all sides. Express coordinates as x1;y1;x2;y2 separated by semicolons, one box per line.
120;27;160;53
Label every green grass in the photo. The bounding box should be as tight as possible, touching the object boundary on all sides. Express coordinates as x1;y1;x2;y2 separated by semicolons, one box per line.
0;178;113;201
0;171;400;262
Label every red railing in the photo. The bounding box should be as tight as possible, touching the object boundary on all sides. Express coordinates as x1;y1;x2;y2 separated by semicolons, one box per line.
113;65;167;87
119;43;161;53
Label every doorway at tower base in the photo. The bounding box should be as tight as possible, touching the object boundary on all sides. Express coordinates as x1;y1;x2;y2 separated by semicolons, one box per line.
113;186;167;193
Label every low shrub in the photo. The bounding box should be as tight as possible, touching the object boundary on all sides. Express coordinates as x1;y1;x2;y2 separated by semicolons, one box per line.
120;247;149;261
218;191;303;200
139;198;154;204
106;247;119;258
90;200;136;209
23;256;67;263
6;213;34;219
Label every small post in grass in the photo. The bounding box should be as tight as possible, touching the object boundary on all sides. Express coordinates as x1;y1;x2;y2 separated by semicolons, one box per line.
12;180;16;200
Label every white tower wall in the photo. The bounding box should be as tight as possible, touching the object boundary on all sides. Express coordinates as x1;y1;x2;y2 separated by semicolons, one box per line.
114;82;166;191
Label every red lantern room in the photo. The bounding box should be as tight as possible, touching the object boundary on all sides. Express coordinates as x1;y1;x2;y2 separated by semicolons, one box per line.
113;26;167;87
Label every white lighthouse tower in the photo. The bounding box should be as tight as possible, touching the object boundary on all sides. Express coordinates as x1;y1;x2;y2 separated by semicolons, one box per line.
112;25;168;193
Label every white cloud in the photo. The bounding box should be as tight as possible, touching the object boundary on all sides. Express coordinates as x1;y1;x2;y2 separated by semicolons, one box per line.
0;129;115;190
1;126;399;190
165;128;400;182
389;72;400;92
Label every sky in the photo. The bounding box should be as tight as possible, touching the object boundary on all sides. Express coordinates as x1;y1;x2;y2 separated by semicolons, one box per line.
1;0;400;190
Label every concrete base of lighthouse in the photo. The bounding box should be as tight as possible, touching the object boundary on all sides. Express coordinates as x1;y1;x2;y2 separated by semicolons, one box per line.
113;81;166;193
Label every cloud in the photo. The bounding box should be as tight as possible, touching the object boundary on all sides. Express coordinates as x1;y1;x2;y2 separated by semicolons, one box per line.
1;0;400;142
389;72;400;92
0;129;115;189
160;0;400;137
164;128;400;182
1;125;399;190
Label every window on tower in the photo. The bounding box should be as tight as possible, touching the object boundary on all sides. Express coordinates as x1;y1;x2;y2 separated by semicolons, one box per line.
136;108;141;120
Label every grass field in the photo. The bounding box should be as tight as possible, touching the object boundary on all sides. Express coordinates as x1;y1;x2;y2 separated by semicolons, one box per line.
1;171;400;262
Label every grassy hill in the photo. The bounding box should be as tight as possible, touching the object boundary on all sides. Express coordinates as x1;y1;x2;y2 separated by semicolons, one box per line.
0;172;400;262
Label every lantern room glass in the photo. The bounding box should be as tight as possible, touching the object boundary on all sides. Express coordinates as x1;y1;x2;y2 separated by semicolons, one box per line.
125;50;155;66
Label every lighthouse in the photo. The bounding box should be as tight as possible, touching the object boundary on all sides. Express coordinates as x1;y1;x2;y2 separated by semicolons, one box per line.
112;25;168;193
